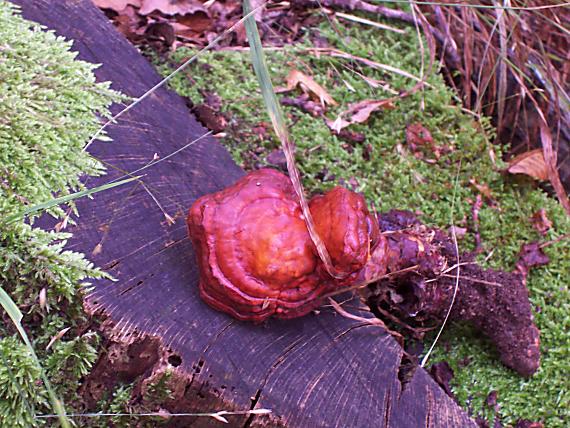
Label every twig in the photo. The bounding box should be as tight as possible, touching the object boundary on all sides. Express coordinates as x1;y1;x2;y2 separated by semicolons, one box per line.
328;298;403;341
538;233;570;249
439;273;503;287
335;12;406;34
421;159;462;367
375;305;435;335
471;194;483;252
320;264;421;300
36;409;272;420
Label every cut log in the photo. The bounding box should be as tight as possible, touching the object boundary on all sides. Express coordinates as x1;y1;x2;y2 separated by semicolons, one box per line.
13;1;477;426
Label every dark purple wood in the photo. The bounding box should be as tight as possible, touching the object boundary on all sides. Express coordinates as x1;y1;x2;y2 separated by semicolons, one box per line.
12;1;476;426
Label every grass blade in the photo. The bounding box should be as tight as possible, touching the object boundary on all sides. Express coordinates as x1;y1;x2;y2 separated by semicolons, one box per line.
242;0;344;279
0;287;70;428
3;175;141;225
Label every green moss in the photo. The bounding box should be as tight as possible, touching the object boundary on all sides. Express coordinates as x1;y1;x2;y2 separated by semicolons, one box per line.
0;2;121;426
158;20;569;427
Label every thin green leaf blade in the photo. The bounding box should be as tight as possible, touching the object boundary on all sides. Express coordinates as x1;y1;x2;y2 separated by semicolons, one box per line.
4;175;142;225
242;1;342;279
0;285;70;428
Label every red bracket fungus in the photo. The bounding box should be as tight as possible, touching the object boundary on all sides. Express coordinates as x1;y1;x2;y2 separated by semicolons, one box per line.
188;169;542;376
187;168;383;322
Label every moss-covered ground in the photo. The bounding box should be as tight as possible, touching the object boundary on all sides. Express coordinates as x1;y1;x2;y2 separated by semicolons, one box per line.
157;21;569;427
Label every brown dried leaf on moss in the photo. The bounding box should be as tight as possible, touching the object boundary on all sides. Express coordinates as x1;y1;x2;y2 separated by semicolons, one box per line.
508;149;549;181
93;0;141;10
327;98;395;132
515;242;550;278
281;93;325;117
139;0;206;16
405;122;450;161
530;209;552;235
280;69;337;107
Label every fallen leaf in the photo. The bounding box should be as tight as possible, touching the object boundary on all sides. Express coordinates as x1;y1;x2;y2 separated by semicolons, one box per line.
112;5;146;43
139;0;205;16
516;242;550;277
173;12;213;36
281;93;324;117
336;129;366;144
144;22;176;49
192;104;227;133
266;149;287;170
469;178;493;200
94;0;141;10
351;99;394;123
406;122;434;147
405;123;450;161
327;98;395;132
530;209;552;235
283;69;337;107
539;121;570;215
507;149;548;181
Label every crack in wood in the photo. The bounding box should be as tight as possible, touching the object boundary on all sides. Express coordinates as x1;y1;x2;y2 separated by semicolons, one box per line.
396;351;418;398
383;389;392;428
242;388;262;428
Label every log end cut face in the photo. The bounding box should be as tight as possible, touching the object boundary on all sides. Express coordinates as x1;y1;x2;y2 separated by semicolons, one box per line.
188;168;381;322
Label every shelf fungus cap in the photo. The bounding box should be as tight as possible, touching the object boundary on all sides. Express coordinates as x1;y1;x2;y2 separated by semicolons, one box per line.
310;186;381;279
188;168;384;322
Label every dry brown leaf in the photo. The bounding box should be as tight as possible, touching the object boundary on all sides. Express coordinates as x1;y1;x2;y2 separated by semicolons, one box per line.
469;178;493;200
284;69;337;107
174;12;212;34
539;121;570;215
327;99;395;133
112;5;146;42
139;0;205;16
46;327;71;351
94;0;141;10
92;243;103;257
507;149;548;181
530;209;552;235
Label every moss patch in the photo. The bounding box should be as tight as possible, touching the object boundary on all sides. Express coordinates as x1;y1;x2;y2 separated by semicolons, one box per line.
0;2;120;426
157;20;569;427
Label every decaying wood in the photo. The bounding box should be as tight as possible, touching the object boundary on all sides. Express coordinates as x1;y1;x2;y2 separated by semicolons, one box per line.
14;0;476;426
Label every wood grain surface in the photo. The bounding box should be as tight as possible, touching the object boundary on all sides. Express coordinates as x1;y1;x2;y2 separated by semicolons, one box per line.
12;1;476;426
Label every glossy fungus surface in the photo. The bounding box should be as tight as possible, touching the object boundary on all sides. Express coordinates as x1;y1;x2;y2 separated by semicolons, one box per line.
187;168;381;322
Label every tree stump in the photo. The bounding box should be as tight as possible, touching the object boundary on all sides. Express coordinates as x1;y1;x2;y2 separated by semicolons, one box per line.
14;1;476;426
